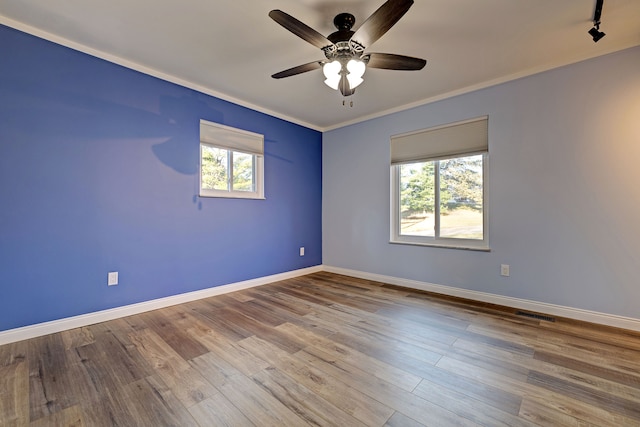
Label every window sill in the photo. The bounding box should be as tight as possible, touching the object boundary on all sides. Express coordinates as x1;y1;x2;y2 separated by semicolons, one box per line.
199;192;265;200
389;239;491;252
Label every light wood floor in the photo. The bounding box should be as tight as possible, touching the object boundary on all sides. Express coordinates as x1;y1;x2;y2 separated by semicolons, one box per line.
2;272;640;426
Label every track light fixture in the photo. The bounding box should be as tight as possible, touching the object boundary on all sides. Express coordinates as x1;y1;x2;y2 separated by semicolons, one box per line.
588;0;606;43
588;25;606;42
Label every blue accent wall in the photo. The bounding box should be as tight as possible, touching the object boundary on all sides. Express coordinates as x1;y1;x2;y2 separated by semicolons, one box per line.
0;24;322;332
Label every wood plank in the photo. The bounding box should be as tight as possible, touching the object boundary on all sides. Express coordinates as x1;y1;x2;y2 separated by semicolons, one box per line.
242;295;313;324
330;301;460;348
436;354;640;426
539;319;640;351
534;350;640;389
60;327;95;351
238;335;395;426
27;334;79;421
129;328;190;371
0;361;28;427
529;356;640;404
520;393;640;427
532;336;640;376
29;405;84;427
127;328;217;408
453;334;640;407
412;379;532;427
77;390;134;427
215;295;288;328
187;301;254;342
295;281;396;313
75;327;153;394
139;309;209;361
251;366;368;427
0;341;27;368
303;311;444;366
187;324;269;377
452;337;536;366
207;303;307;354
189;352;309;426
375;301;473;331
275;285;336;307
445;344;531;383
188;394;254;427
295;346;479;427
118;376;199;426
527;370;640;422
298;294;458;355
244;288;315;316
226;291;254;303
385;411;426;427
518;398;597;427
453;335;640;407
277;322;422;392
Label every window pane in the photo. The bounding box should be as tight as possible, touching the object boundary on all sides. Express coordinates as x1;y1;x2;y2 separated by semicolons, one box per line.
399;162;435;236
201;146;228;190
439;155;483;239
232;151;254;192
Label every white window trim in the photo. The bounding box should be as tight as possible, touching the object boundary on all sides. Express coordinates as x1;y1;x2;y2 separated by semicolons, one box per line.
390;154;490;251
199;120;265;200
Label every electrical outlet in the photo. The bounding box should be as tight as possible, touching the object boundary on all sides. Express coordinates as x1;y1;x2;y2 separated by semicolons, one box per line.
500;264;510;277
108;271;118;286
299;247;305;256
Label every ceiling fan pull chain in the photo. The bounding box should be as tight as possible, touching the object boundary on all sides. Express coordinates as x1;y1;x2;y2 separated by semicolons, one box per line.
342;95;355;108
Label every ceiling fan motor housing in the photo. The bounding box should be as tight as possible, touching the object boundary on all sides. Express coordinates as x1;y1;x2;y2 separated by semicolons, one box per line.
325;13;366;63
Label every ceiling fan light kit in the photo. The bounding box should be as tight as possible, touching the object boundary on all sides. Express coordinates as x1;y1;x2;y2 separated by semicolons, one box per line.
322;58;366;92
269;0;427;100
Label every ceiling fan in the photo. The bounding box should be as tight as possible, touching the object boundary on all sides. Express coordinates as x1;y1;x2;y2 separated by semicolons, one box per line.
269;0;427;97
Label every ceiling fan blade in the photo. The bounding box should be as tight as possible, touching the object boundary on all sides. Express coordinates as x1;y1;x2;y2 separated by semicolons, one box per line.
365;53;426;70
269;10;334;50
350;0;414;49
272;61;323;79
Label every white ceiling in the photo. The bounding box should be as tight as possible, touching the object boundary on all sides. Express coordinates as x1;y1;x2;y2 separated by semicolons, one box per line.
1;0;639;131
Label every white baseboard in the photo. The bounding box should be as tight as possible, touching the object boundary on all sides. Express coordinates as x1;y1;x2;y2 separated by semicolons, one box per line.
0;266;323;346
324;265;640;333
3;263;638;346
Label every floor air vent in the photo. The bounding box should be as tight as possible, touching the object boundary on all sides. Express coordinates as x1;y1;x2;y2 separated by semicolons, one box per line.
516;310;556;322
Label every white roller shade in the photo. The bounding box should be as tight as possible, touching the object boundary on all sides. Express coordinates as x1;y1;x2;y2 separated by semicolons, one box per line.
391;117;488;164
200;119;264;155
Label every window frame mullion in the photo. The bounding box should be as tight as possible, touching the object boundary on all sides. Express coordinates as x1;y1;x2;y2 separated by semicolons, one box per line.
434;160;441;239
251;154;257;191
227;150;233;192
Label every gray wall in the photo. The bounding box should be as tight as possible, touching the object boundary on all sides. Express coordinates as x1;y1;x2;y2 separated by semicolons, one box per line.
323;46;640;319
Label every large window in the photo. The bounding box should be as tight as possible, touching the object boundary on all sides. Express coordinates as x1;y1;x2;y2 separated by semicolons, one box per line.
200;119;264;199
391;117;488;250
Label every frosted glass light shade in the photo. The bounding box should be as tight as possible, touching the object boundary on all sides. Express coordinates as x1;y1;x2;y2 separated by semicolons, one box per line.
346;59;365;89
323;61;341;90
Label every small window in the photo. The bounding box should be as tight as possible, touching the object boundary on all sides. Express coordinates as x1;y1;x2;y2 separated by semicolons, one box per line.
390;117;488;250
200;120;264;199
